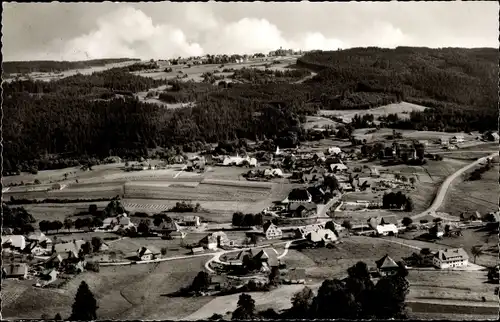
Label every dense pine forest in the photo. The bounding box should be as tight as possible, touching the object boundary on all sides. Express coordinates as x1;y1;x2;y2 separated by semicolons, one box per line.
3;47;498;173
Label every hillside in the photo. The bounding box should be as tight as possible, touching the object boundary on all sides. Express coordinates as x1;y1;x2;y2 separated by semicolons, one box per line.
298;47;498;132
3;58;140;74
3;47;498;174
298;47;497;111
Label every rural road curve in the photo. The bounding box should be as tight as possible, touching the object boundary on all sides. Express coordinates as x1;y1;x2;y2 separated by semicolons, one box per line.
411;152;498;220
205;239;300;273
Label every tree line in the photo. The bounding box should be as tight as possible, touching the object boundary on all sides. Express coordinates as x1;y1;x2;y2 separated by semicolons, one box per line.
3;58;139;74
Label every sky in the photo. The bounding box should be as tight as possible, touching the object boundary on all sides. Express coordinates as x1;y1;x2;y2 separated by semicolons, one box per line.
2;1;498;61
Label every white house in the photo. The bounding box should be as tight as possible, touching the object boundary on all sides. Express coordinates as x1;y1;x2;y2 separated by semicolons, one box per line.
264;168;283;177
27;232;52;245
102;213;135;231
328;147;342;155
450;135;465;144
306;228;338;243
375;224;399;236
433;248;469;269
199;234;218;250
183;216;201;227
263;222;283;240
1;235;26;250
26;242;49;256
137;246;161;261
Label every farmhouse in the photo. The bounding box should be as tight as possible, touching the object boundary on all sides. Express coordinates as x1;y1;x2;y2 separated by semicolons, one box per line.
484;131;500;142
27;232;52;245
101;213;135;231
376;224;398;236
307;186;326;203
450;135;465;144
329;162;348;172
306;228;337;244
433;248;469;269
439;137;449;146
2;263;28;279
328;147;342;155
25;241;49;256
263;168;283;177
252;248;280;271
429;223;445;239
137;246;161;261
375;254;400;276
183;215;201;227
1;235;26;250
460;211;482;222
44;254;64;269
263;222;283;240
199;234;218;250
54;240;85;255
283;188;317;212
294;224;325;239
40;269;58;282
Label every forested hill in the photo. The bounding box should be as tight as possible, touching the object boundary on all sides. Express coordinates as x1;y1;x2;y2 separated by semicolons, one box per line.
3;47;498;174
298;47;498;112
3;58;140;74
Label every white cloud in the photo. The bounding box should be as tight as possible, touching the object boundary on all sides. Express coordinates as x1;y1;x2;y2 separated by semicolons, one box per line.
58;6;204;60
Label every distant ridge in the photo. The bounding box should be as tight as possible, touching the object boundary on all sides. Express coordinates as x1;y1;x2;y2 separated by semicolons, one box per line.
3;58;141;74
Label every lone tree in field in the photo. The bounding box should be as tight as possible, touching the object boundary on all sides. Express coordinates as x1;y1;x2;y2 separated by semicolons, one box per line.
402;217;413;227
471;246;484;264
232;293;257;320
404;197;414;212
91;237;103;252
70;281;98;321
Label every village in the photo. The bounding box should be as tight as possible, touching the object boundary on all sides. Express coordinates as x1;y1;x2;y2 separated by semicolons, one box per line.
2;119;499;319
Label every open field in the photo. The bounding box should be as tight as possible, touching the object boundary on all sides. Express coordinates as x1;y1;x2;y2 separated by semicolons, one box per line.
318;101;428;122
304;116;341;130
4;60;138;83
131;56;299;83
1;257;211;320
351;128;481;146
438;162;499;216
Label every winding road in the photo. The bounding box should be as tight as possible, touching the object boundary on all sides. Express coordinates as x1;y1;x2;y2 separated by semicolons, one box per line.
411;152;498;221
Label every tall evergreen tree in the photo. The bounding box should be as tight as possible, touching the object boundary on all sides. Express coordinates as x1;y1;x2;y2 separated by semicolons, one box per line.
70;281;98;321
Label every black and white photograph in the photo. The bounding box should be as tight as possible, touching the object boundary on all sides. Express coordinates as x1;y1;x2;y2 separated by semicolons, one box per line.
2;1;499;320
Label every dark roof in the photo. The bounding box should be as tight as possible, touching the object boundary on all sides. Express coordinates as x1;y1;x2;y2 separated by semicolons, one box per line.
288;188;311;202
381;216;398;226
307;186;325;197
254;248;279;267
460;212;482;220
375;254;399;270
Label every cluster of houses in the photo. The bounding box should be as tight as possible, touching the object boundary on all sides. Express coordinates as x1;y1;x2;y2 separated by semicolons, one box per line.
1;233;108;284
